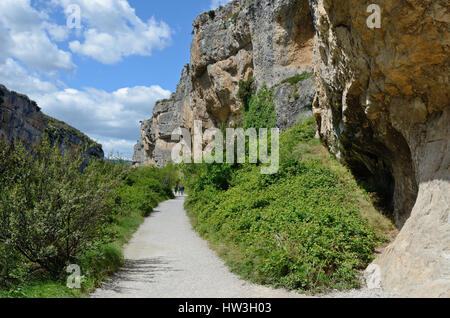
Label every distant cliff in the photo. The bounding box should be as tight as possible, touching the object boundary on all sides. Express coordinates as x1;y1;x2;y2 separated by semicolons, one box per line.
0;84;104;158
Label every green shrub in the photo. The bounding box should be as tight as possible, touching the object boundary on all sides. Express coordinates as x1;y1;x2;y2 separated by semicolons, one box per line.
237;77;255;112
184;119;390;293
0;137;178;296
0;243;30;289
182;162;235;193
243;85;276;130
115;166;175;217
281;72;313;86
0;137;121;278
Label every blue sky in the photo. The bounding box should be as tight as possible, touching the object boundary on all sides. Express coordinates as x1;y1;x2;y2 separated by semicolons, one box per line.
0;0;231;158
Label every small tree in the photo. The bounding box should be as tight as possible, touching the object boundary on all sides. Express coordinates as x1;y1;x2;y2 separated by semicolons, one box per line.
0;137;122;277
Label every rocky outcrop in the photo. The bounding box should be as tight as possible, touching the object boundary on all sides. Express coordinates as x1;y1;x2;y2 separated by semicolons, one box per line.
310;0;449;297
0;85;45;148
133;65;192;167
274;76;315;131
133;0;316;167
0;84;103;158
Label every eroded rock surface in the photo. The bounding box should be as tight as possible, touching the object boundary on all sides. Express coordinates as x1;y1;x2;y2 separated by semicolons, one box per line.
133;0;316;167
310;0;449;297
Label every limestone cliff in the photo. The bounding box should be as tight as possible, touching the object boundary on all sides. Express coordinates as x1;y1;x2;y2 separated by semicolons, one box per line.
310;0;449;296
132;0;316;167
0;84;104;158
133;0;449;297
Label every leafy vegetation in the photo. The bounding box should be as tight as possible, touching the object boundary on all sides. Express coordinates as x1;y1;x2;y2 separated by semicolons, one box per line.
281;72;313;86
237;77;255;112
0;138;176;298
182;118;393;293
243;85;277;130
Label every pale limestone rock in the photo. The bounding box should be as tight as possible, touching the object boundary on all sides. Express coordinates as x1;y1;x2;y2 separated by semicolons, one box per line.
310;0;449;297
133;0;316;167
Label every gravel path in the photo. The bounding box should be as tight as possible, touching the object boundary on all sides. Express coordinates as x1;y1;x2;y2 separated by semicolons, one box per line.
91;196;394;298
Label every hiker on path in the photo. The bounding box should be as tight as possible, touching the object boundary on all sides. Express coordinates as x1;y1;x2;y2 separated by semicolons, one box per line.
180;185;185;196
174;185;179;196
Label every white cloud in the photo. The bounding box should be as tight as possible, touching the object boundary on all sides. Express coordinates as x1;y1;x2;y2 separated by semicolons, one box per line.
0;58;58;97
96;137;137;160
55;0;172;64
0;25;13;64
34;85;171;142
8;30;74;73
43;22;70;42
210;0;232;10
1;73;170;158
0;0;75;73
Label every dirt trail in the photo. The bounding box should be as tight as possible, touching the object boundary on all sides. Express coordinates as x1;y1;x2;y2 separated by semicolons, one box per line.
91;197;394;298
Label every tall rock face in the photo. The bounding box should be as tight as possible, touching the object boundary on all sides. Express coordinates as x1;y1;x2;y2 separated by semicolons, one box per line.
133;0;316;167
0;84;104;158
133;0;449;297
0;85;45;148
133;65;192;167
310;0;449;297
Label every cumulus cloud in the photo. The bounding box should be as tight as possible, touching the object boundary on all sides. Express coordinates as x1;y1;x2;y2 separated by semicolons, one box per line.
95;137;137;159
43;22;70;42
0;0;75;73
0;0;174;158
0;58;58;97
54;0;172;64
210;0;232;10
35;85;170;142
1;73;170;159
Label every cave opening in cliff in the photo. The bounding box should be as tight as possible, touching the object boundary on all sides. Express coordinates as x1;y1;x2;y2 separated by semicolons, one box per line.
338;117;419;228
345;154;396;219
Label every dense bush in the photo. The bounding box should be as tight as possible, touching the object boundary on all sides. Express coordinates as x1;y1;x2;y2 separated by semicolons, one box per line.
182;162;235;193
0;138;120;278
243;85;276;130
237;77;255;112
183;119;391;293
0;138;176;294
114;165;176;217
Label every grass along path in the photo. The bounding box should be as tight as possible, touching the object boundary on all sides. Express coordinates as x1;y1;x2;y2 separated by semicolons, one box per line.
91;196;303;298
91;196;396;298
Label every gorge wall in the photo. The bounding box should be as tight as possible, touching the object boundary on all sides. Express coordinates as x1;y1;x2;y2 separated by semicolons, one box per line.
310;0;449;297
132;0;316;167
0;84;104;158
134;0;449;297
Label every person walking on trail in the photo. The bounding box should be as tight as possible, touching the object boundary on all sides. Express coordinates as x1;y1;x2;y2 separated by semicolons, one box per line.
174;185;179;196
180;185;185;196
